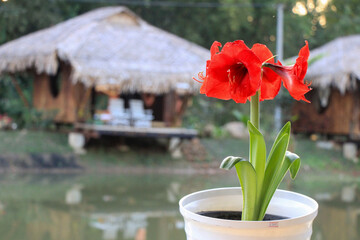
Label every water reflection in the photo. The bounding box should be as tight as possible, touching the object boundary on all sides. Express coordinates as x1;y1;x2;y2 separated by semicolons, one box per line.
311;184;360;240
66;184;83;205
0;173;358;240
89;211;181;240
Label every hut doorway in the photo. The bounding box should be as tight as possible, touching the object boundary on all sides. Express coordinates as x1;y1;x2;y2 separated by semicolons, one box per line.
48;66;62;99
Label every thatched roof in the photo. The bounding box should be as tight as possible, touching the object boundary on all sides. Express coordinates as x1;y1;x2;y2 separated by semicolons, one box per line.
306;35;360;94
0;7;209;94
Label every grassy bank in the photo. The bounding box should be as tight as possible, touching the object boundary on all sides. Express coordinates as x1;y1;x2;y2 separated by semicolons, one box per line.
0;129;359;175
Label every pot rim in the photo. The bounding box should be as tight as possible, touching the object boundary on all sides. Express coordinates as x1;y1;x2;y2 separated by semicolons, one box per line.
179;187;318;228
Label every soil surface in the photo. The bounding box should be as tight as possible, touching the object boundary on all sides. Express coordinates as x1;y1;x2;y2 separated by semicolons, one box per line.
198;211;287;221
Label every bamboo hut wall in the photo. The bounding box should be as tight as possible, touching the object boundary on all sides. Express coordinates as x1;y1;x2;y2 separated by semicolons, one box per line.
33;64;91;123
292;88;360;138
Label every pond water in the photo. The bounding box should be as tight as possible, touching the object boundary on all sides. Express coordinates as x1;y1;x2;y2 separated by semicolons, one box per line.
0;172;359;240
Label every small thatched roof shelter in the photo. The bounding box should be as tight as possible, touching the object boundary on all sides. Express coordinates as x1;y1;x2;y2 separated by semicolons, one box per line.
0;7;209;126
292;35;360;139
0;6;209;94
306;35;360;94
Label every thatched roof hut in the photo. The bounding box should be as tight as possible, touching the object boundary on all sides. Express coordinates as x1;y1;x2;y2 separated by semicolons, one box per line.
0;6;209;94
292;35;360;139
0;7;209;125
306;35;360;94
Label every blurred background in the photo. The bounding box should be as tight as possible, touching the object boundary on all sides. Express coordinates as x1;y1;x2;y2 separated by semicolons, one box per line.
0;0;360;239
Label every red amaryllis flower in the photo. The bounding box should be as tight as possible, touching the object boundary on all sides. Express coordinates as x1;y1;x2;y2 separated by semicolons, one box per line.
196;41;262;103
197;41;221;95
263;41;311;102
251;44;282;101
195;40;311;103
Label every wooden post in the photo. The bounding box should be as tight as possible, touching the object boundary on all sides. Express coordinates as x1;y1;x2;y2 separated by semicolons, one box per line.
174;94;189;127
10;74;30;108
163;91;176;127
77;87;92;120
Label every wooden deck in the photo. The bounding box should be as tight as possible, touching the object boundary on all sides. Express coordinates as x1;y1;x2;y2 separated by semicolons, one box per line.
74;123;198;139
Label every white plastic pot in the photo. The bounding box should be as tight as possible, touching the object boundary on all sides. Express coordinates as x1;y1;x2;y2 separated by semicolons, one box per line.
179;187;318;240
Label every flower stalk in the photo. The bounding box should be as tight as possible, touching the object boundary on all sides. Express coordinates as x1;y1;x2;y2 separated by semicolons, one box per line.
250;91;260;130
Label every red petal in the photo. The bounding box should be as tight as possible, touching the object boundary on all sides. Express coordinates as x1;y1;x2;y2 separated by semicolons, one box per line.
210;41;222;57
295;41;309;80
251;44;282;101
201;53;233;99
251;44;275;63
221;41;250;59
264;64;311;102
220;43;260;93
198;40;262;103
227;49;262;103
260;69;282;101
261;41;311;102
199;60;210;94
298;41;309;60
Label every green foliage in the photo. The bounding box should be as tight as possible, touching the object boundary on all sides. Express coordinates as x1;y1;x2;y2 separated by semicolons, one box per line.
0;0;83;128
0;74;56;129
248;121;265;219
0;130;71;153
232;110;249;125
235;159;257;220
212;125;229;139
220;122;301;221
257;122;290;220
184;94;282;137
128;0;360;58
128;0;278;53
183;95;249;130
20;108;58;129
220;156;246;170
0;0;81;44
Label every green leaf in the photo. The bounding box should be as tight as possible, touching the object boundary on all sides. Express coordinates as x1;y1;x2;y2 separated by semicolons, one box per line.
219;123;301;222
220;156;245;170
235;160;257;221
285;151;301;179
267;122;291;160
257;150;301;221
247;121;266;218
220;156;257;221
258;124;291;220
267;151;300;199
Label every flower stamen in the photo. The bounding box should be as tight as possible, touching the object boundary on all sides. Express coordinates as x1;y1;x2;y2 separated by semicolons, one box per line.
262;55;277;66
193;72;206;83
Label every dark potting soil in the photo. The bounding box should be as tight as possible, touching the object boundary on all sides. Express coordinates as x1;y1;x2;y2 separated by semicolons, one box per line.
198;211;287;221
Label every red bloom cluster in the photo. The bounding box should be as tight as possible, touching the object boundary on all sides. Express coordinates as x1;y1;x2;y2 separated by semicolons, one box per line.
195;40;311;103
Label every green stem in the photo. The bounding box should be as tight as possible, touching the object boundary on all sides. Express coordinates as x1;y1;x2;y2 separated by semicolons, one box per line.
250;91;260;130
246;91;261;221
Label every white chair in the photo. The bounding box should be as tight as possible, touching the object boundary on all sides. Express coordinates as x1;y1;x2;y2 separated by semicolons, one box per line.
108;98;131;126
129;99;154;128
